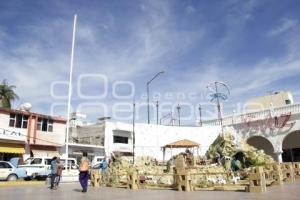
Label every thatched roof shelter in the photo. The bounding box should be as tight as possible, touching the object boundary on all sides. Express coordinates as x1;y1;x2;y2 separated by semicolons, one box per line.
162;139;200;148
162;139;200;162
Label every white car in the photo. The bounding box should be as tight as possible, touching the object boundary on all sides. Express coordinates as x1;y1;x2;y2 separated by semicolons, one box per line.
19;157;78;180
91;156;105;167
0;161;27;181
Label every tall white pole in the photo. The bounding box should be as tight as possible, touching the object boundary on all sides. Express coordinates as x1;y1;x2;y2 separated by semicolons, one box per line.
65;14;77;164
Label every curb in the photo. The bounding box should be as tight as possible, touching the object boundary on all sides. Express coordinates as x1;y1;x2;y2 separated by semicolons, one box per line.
0;181;44;187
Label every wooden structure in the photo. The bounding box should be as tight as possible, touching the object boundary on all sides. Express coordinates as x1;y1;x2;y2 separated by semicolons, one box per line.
91;170;101;187
175;155;193;191
294;162;300;178
162;139;200;162
281;162;295;183
248;166;267;193
127;171;139;190
264;163;283;186
91;162;300;193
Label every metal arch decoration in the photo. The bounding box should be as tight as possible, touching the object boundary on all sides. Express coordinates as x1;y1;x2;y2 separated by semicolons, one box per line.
206;81;230;103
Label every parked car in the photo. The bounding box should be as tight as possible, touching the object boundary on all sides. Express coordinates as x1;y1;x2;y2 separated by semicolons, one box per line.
91;156;105;167
89;159;108;177
0;161;27;181
18;157;78;180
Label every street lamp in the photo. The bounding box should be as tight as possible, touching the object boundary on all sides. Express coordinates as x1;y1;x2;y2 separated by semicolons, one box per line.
156;101;159;125
147;71;165;124
177;104;181;126
132;102;136;164
198;104;202;127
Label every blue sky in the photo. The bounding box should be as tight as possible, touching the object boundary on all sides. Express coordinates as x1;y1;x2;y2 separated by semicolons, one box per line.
0;0;300;125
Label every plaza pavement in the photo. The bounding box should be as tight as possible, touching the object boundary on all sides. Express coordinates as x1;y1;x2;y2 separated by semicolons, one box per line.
0;180;300;200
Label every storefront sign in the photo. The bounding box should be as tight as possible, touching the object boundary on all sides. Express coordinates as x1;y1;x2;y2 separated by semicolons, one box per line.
0;127;26;141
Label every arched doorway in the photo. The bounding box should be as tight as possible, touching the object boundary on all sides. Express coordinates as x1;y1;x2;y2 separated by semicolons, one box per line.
247;136;275;159
282;131;300;162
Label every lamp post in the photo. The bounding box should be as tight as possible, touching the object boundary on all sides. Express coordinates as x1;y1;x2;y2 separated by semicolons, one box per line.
132;102;135;164
147;71;164;124
177;104;181;126
198;104;202;127
156;101;159;125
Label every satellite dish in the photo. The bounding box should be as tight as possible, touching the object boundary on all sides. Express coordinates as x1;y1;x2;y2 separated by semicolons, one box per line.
19;102;32;111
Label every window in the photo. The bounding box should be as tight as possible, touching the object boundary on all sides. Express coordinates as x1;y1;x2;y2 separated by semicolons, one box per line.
22;116;28;128
31;158;42;164
285;99;291;105
9;114;15;127
0;162;12;169
48;120;53;132
45;159;52;165
0;162;12;168
113;136;128;144
37;118;53;132
24;158;33;165
15;114;22;128
9;113;28;129
61;159;77;169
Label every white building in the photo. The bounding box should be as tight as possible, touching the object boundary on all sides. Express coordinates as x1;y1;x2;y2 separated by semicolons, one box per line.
103;121;221;161
62;113;106;162
66;119;222;162
245;91;294;111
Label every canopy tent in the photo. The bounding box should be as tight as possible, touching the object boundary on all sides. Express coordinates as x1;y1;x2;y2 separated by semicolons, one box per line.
161;139;200;162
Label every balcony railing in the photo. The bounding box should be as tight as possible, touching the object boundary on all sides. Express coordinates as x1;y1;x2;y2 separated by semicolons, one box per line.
202;103;300;126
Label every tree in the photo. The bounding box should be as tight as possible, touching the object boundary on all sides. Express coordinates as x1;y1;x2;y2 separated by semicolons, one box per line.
0;79;19;108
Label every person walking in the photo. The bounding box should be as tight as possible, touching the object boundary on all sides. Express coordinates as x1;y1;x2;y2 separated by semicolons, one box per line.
50;157;58;190
55;157;63;187
100;158;108;185
79;152;90;193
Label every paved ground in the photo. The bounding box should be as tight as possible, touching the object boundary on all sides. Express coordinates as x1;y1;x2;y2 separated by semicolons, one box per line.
0;180;300;200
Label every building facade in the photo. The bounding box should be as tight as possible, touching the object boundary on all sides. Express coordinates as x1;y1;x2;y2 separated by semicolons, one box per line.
103;121;221;161
62;113;105;162
203;102;300;163
0;108;66;161
245;91;294;111
66;119;222;162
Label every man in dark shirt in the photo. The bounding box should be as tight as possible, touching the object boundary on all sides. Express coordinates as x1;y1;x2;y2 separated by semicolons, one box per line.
50;157;57;189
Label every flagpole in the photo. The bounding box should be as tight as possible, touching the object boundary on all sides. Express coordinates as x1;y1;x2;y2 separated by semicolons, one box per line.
65;14;77;167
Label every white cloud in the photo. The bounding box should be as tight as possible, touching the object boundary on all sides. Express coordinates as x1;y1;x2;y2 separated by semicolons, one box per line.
1;1;300;123
185;5;196;15
269;18;298;36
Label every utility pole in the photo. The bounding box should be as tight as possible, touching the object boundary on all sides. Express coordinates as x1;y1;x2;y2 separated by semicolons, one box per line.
147;71;164;124
177;104;181;126
132;102;135;164
198;104;202;127
156;101;159;125
170;111;174;126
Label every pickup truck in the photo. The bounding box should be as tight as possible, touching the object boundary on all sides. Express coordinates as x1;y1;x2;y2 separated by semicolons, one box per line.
18;157;79;181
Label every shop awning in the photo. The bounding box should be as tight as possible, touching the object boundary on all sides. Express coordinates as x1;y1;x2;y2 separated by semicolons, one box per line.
31;150;60;157
0;143;25;154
